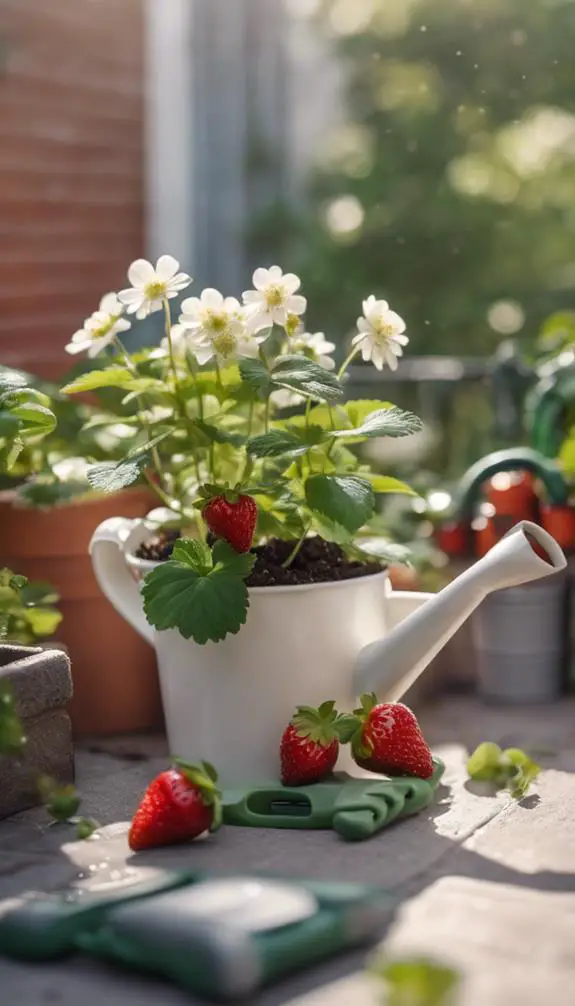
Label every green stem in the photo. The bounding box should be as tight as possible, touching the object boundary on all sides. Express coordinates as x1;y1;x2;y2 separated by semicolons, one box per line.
114;335;164;481
247;399;255;438
282;524;311;569
214;358;224;397
337;344;360;380
162;296;181;393
264;397;271;433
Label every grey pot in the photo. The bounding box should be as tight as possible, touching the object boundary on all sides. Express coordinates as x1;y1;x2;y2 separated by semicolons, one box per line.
471;572;567;704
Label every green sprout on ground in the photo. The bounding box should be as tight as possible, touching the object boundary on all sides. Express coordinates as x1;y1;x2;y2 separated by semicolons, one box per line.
370;955;460;1006
467;742;540;800
0;682;98;840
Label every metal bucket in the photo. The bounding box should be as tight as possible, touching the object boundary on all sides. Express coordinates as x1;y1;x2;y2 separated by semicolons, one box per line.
472;572;567;703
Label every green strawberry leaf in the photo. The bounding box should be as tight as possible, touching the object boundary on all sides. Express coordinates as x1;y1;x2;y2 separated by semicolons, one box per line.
305;475;375;533
271;355;343;403
247;429;310;459
61;366;134;394
362;474;419;496
142;538;256;644
87;429;173;493
194;419;246;447
239;357;273;395
334;714;361;744
333;406;423;441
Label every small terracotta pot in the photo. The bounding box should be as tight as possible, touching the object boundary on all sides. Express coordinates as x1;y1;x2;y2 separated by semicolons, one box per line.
0;488;162;736
485;470;539;523
435;521;471;558
540;504;575;552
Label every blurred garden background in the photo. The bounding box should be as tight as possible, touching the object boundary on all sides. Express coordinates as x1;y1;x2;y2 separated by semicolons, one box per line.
1;0;575;496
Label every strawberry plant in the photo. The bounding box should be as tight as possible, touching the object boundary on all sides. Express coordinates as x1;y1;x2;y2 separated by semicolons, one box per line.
60;258;423;644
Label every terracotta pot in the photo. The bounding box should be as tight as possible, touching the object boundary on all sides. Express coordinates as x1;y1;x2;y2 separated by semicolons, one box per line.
540;504;575;552
435;521;471;558
485;470;539;523
0;488;162;736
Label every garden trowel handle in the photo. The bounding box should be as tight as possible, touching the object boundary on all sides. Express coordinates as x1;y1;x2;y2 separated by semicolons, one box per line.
333;791;405;841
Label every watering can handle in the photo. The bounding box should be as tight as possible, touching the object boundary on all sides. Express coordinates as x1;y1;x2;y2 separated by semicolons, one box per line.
89;518;154;645
453;446;569;522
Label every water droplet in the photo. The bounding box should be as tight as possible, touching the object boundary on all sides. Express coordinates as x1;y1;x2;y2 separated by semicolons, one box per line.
424;320;431;326
420;25;427;31
456;50;463;56
473;63;479;69
521;74;527;80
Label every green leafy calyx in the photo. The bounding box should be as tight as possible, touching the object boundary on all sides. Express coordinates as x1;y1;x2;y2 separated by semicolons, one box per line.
173;758;222;832
291;701;359;747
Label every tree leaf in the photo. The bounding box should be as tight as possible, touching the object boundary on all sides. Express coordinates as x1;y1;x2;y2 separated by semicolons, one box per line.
271;355;343;402
305;474;375;532
362;474;418;495
61;367;134;394
194;419;246;447
247;429;309;458
142;540;256;645
333;406;422;440
239;358;273;394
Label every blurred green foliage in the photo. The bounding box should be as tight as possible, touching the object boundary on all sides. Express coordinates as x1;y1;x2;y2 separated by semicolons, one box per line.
253;0;575;358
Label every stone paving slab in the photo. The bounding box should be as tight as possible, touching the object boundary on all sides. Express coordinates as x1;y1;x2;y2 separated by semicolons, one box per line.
1;697;575;1004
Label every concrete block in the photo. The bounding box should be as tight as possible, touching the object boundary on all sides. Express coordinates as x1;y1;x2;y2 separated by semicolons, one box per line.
0;645;74;820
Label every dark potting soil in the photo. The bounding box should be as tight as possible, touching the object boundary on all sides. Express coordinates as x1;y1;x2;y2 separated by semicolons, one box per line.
135;532;383;586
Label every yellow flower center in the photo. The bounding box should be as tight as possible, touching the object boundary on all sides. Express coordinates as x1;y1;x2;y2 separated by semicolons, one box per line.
212;329;236;358
144;280;167;299
265;285;285;309
205;310;228;333
91;316;115;339
285;313;301;337
372;319;395;344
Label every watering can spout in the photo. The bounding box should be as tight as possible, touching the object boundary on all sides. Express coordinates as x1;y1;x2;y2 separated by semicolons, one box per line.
354;520;566;701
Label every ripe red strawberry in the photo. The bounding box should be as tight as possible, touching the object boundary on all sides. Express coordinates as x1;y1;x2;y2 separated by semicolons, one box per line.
350;694;433;779
129;759;222;851
280;701;356;786
203;493;257;553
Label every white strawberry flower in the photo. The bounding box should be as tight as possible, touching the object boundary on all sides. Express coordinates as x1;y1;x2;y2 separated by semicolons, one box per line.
118;255;192;319
179;288;245;343
65;293;131;357
290;330;336;371
242;265;306;333
352;296;408;371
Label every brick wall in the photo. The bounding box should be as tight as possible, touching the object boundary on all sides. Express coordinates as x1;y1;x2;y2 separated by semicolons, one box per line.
0;0;145;378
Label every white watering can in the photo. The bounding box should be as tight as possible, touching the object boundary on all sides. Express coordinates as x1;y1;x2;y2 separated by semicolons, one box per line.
90;518;565;785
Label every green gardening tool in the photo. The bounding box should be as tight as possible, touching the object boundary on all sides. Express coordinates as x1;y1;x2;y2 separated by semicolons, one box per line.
222;758;445;841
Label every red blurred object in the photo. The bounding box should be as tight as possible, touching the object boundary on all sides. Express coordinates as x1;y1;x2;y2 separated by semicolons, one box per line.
485;470;538;522
435;521;471;558
540;504;575;552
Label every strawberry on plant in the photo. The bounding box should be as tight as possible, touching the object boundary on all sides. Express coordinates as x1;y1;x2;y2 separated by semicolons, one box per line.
349;695;433;779
197;484;257;553
129;759;222;851
280;701;356;786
